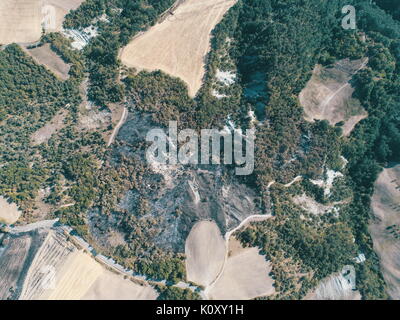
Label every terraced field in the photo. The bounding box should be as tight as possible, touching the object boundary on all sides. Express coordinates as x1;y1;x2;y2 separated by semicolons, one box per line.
0;236;32;299
0;225;158;300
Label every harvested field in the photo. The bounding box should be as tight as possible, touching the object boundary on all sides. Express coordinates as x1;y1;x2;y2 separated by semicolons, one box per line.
207;244;275;300
370;164;400;299
0;0;84;45
40;250;104;300
0;224;159;300
19;230;75;300
0;236;32;299
25;44;70;80
31;108;68;145
120;0;237;97
82;271;158;300
0;196;22;224
0;0;41;44
299;58;368;136
44;0;84;32
185;220;275;299
185;220;226;287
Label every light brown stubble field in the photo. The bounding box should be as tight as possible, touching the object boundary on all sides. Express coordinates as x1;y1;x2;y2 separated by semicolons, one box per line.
120;0;237;97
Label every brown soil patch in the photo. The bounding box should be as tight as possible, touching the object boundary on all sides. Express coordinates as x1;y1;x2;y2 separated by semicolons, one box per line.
299;58;368;136
25;44;70;80
31;108;68;145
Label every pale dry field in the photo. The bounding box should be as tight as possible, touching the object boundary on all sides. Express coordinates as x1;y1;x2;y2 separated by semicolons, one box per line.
370;164;400;299
82;271;158;300
39;250;103;300
42;249;158;300
208;243;275;300
186;221;275;299
120;0;237;97
0;0;83;45
185;220;226;287
19;230;75;300
0;0;42;44
299;58;368;136
0;196;22;224
26;44;70;80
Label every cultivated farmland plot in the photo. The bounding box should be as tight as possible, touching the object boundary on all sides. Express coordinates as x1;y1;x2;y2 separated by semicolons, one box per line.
0;0;83;45
120;0;237;97
370;164;400;300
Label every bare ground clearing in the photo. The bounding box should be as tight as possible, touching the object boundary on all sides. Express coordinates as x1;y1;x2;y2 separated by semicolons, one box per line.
0;196;22;225
305;266;361;300
31;108;69;145
25;44;70;80
299;58;368;136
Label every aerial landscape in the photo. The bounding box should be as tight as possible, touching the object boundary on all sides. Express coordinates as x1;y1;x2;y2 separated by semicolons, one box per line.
0;0;400;306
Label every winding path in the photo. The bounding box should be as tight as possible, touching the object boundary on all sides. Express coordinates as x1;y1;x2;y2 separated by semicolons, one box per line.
107;107;128;147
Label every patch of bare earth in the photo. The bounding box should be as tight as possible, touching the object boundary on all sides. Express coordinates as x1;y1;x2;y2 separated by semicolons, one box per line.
299;58;368;136
24;44;70;80
293;193;343;216
79;107;111;131
31;108;68;145
305;266;361;300
370;164;400;299
0;196;22;225
120;0;237;97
